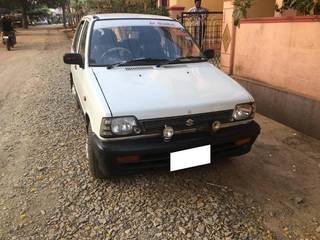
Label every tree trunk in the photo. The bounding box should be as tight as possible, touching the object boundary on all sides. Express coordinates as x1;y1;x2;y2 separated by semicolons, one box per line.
144;2;147;12
22;0;28;29
62;1;67;28
66;0;73;28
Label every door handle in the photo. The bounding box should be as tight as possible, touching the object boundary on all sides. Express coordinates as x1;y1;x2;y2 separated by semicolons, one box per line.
75;65;77;70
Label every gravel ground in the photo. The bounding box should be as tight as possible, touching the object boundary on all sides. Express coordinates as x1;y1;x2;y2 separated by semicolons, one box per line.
0;27;319;240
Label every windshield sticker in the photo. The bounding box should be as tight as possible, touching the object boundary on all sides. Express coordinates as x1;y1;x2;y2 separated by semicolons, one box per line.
95;19;182;29
148;21;178;27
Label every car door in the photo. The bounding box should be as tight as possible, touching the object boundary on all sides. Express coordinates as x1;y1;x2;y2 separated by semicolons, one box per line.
71;20;85;81
74;20;90;111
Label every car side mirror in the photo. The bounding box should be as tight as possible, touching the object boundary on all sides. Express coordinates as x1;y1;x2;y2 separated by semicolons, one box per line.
63;53;84;68
203;49;215;59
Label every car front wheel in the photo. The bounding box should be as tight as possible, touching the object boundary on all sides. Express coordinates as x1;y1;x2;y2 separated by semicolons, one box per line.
86;124;109;179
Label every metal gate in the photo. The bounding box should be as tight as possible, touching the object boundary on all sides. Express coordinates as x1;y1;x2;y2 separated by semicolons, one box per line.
180;11;223;67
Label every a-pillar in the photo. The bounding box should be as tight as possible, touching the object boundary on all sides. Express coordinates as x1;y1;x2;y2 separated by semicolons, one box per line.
220;0;236;75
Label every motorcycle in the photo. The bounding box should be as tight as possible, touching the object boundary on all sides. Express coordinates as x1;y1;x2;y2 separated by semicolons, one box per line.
2;31;16;51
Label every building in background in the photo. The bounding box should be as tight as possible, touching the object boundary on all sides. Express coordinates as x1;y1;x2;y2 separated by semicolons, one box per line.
157;0;223;19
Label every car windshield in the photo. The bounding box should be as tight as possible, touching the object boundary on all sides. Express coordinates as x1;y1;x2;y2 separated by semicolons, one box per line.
89;19;204;66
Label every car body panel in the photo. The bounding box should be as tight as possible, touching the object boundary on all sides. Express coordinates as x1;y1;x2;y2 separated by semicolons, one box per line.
92;62;251;120
70;19;112;136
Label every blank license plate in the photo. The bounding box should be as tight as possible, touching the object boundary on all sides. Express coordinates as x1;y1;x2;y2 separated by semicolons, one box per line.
170;145;211;172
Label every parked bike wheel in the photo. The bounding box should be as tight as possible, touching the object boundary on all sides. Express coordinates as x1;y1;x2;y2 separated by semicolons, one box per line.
6;41;11;51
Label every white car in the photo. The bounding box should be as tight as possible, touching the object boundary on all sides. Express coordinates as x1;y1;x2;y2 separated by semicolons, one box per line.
63;14;260;179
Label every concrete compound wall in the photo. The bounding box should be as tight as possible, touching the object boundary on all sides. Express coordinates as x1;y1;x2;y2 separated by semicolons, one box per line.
233;16;320;101
218;6;320;139
236;77;320;139
231;17;320;139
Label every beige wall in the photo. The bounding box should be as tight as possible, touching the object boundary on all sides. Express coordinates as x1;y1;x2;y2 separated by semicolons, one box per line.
170;0;223;12
247;0;276;18
233;21;320;100
168;0;179;6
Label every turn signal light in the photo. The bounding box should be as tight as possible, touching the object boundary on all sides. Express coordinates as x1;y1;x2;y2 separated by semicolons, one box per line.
235;138;251;146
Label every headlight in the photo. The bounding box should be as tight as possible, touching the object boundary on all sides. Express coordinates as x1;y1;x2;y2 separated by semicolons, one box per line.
232;103;256;121
100;116;141;137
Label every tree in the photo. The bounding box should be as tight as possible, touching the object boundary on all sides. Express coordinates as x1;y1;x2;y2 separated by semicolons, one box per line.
315;0;320;14
0;0;28;28
39;0;69;27
28;5;50;17
233;0;318;28
0;0;19;10
232;0;254;27
0;0;71;28
84;0;168;15
279;0;315;15
69;0;86;27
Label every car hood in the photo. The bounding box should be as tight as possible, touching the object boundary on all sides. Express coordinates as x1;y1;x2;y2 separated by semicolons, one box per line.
92;63;252;119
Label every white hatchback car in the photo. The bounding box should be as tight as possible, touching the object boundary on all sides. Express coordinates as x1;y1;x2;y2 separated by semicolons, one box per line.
63;14;260;179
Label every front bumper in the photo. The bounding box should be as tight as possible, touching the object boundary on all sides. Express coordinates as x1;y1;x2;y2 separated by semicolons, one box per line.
92;121;261;175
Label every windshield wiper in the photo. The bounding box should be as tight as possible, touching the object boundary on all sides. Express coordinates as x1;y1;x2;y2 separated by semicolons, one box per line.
156;56;207;67
106;56;207;69
106;58;169;69
170;56;207;63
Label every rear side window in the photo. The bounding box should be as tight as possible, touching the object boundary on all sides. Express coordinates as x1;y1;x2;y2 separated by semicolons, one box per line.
72;21;85;52
79;21;89;63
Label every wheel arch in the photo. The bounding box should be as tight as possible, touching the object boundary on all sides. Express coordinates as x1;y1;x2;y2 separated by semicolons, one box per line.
84;113;90;132
69;72;73;89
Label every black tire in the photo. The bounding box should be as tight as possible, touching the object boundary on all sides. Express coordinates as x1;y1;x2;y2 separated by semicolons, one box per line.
86;124;108;179
71;81;81;110
6;41;11;51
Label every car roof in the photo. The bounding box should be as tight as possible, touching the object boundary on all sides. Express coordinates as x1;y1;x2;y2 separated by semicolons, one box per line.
84;13;173;21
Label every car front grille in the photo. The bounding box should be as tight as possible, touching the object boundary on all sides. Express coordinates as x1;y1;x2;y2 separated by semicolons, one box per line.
139;110;234;134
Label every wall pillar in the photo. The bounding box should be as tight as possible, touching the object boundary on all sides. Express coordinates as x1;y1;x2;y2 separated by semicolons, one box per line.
168;6;185;19
220;0;236;75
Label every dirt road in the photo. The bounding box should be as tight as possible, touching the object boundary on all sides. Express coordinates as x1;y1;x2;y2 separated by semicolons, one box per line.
0;27;319;240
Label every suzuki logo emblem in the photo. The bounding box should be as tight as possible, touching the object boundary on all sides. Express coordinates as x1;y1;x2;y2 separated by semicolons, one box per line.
185;119;194;127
